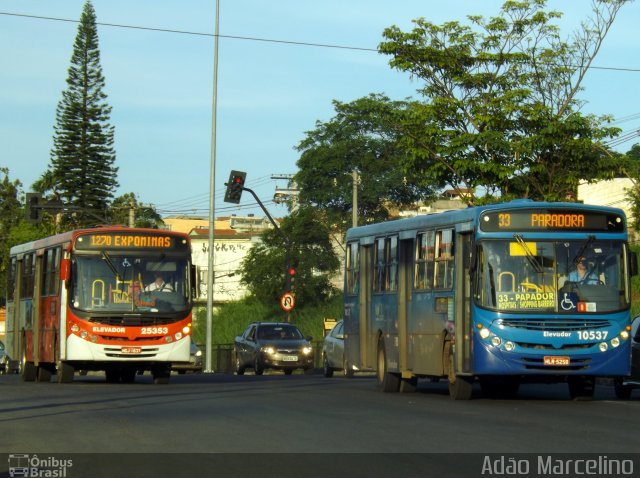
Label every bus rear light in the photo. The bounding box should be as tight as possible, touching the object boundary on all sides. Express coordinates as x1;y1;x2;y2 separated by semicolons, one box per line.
599;342;608;352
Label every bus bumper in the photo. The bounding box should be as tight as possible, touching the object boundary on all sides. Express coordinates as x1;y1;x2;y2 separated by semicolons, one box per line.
65;334;191;363
472;333;631;376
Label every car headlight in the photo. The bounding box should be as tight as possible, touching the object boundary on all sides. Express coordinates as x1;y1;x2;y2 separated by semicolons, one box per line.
261;346;276;355
302;346;313;355
195;350;203;357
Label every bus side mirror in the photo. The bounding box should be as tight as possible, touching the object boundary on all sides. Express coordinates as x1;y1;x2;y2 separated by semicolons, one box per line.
630;251;638;277
60;258;71;281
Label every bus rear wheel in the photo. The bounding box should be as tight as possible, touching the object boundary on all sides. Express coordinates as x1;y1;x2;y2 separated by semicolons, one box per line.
376;337;400;393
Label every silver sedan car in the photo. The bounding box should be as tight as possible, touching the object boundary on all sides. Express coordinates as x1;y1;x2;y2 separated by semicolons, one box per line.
614;315;640;399
322;320;354;378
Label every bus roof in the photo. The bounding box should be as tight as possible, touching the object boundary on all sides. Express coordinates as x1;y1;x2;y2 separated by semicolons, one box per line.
345;199;627;241
9;226;190;256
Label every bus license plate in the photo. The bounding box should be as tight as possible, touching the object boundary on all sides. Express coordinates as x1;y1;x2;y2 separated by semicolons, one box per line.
121;346;142;354
544;356;570;366
281;355;298;362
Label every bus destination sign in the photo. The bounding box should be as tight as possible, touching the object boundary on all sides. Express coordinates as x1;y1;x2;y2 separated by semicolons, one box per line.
480;209;624;233
75;233;179;250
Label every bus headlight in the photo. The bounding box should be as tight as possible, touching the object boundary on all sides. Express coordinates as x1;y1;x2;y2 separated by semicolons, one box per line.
182;326;191;335
71;324;80;333
620;330;629;340
611;337;620;348
491;336;502;347
80;331;88;339
599;342;608;352
479;328;491;340
504;341;515;351
174;332;183;341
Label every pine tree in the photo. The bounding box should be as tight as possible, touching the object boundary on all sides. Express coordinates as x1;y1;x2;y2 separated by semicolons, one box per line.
50;1;118;228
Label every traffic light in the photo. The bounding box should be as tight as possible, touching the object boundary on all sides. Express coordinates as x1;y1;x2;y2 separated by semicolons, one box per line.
25;192;42;224
223;170;246;204
286;266;296;292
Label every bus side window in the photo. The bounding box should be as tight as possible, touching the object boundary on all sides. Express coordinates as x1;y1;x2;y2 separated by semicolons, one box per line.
434;229;454;289
415;231;435;291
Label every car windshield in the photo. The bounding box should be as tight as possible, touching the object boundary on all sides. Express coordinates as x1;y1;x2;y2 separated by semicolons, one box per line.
70;254;190;313
476;239;629;313
257;325;303;340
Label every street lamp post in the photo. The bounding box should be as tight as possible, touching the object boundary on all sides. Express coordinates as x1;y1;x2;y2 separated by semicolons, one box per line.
205;0;220;373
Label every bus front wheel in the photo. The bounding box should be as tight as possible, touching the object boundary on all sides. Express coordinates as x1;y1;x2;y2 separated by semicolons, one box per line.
376;337;400;393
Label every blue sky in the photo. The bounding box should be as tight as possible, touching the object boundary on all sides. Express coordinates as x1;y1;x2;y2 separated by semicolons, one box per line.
1;0;639;219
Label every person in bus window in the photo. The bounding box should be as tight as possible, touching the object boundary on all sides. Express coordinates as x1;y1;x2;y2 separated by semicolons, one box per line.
568;257;599;284
145;273;174;292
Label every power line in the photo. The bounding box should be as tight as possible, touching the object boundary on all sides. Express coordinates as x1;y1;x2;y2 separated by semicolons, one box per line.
0;11;376;52
2;11;640;72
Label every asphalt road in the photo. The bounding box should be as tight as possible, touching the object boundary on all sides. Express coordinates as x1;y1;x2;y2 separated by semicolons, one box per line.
1;372;638;477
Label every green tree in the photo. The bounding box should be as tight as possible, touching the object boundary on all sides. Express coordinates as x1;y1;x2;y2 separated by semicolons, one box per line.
240;206;340;308
369;0;625;204
49;0;118;228
109;193;164;228
295;96;438;227
0;169;23;305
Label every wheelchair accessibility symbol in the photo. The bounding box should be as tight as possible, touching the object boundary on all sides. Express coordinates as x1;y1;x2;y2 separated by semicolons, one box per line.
560;292;576;310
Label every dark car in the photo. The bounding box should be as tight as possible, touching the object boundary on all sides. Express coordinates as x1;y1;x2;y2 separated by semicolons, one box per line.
234;322;313;375
172;342;203;374
0;340;6;374
614;315;640;399
322;320;354;378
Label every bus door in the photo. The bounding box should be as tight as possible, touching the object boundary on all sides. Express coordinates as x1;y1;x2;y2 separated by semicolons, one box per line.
397;238;412;373
33;252;43;366
454;231;473;375
359;244;373;369
6;257;21;369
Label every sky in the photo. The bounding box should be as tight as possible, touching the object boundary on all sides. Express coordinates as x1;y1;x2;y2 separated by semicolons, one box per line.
1;0;639;220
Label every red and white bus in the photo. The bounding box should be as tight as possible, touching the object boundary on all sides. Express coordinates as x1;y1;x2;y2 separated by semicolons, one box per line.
5;227;195;384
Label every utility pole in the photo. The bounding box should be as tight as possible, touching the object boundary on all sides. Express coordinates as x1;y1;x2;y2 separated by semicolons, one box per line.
352;169;358;228
272;174;299;212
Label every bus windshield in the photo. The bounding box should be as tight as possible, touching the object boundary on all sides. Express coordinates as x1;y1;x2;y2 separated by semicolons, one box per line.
476;239;629;313
71;253;190;313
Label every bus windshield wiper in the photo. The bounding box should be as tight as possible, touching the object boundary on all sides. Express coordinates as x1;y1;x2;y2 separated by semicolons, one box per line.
572;235;595;264
101;251;122;281
514;234;543;273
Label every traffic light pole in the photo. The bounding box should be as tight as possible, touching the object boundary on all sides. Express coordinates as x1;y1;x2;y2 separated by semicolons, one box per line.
240;186;294;320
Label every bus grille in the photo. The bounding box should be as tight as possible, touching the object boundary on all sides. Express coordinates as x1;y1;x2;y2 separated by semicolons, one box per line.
89;317;175;326
497;318;611;331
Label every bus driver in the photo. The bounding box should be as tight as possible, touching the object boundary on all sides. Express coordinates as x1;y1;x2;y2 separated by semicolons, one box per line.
568;257;599;284
145;273;174;292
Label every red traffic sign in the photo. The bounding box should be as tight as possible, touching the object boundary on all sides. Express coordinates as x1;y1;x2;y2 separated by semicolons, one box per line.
280;292;295;312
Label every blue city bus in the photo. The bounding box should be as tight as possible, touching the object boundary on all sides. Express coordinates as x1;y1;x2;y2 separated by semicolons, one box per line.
343;199;637;399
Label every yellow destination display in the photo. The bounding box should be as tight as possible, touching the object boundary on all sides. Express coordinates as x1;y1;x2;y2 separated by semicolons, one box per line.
497;291;555;310
479;208;621;232
76;233;176;250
